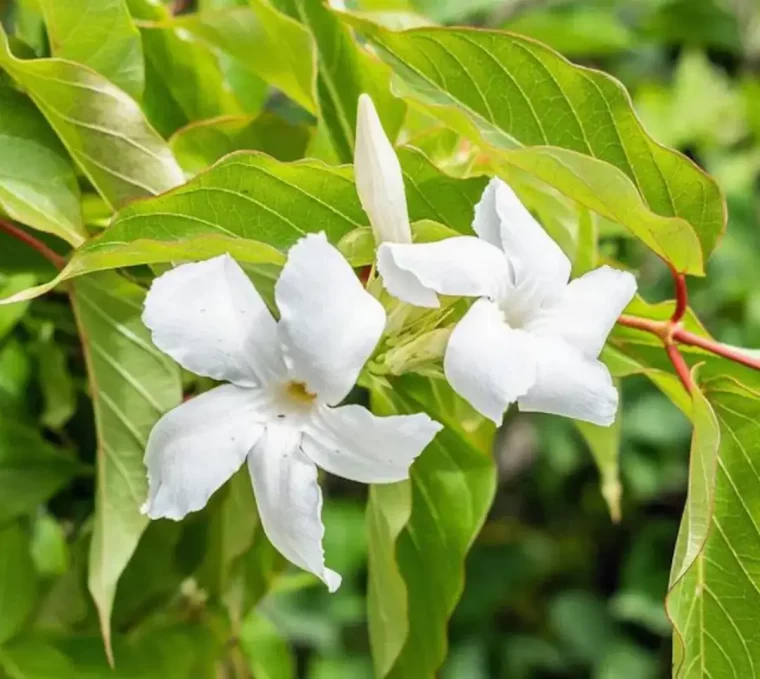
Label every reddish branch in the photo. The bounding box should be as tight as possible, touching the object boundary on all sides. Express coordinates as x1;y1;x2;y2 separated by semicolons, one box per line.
0;219;65;270
617;264;760;392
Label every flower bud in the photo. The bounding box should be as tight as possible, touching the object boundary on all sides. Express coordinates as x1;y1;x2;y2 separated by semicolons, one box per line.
354;93;412;244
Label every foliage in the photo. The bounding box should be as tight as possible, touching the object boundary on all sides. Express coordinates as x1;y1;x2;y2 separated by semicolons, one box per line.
1;0;760;677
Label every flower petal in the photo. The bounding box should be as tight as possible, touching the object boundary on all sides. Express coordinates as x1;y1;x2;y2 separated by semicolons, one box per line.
247;422;341;592
476;178;571;303
527;266;637;358
142;384;268;520
143;254;285;387
444;298;537;424
377;237;511;308
517;337;618;426
275;233;386;405
301;404;442;483
355;94;411;244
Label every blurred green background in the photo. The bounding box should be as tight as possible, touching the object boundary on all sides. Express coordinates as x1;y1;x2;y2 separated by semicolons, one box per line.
1;0;759;677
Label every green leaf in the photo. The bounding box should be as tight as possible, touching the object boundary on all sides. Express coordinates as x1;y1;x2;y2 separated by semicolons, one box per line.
171;3;317;114
70;272;182;663
398;146;486;233
0;522;38;644
0;87;85;245
39;0;144;100
367;375;496;678
576;414;622;522
0;274;35;340
0;419;80;522
339;15;726;275
0;639;77;679
285;0;405;163
35;324;77;431
0;24;183;210
170;113;312;174
239;612;295;679
668;375;760;676
0;639;78;679
125;0;244;137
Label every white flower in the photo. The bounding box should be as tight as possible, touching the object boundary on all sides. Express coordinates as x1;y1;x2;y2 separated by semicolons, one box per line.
140;233;442;591
377;178;637;427
354;94;411;244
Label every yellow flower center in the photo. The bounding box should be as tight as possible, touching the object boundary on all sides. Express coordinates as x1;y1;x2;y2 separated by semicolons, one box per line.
286;381;317;404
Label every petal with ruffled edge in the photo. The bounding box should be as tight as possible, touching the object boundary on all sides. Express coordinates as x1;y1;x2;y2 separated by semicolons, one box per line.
444;298;537;424
301;404;441;483
142;384;272;520
247;422;341;592
527;266;637;359
355;94;411;244
517;337;618;426
377;237;511;309
474;178;570;304
143;255;285;387
275;233;386;406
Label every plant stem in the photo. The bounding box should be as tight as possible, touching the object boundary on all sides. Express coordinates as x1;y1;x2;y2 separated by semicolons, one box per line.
673;328;760;372
0;219;65;271
665;342;694;392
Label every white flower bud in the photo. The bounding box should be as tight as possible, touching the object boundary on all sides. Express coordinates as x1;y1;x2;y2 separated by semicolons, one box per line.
354;93;412;244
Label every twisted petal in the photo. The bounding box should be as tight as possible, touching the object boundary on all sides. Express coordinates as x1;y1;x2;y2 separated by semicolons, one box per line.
527;266;637;358
247;423;341;592
377;237;511;308
355;94;411;244
142;385;269;520
302;404;441;483
143;254;285;387
275;233;386;405
444;298;537;424
474;178;570;303
517;337;618;426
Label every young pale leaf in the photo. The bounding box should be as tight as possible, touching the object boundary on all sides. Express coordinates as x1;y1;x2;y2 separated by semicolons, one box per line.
0;522;38;644
339;14;726;274
0;419;80;522
0;88;85;245
368;375;496;678
39;0;144;100
71;272;182;663
666;377;760;677
283;0;406;162
0;24;183;210
170;113;312;174
170;3;317;114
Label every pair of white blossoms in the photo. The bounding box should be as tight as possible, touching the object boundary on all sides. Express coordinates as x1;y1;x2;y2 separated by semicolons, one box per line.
141;96;637;591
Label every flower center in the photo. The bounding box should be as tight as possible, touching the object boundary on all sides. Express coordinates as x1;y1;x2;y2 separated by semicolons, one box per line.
286;381;317;404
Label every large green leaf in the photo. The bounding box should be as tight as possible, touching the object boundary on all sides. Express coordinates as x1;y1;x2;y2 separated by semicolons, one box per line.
0;419;80;522
281;0;405;162
170;3;317;114
0;522;38;644
0;87;85;245
339;15;726;275
70;272;182;663
39;0;144;100
1;148;486;302
667;377;760;677
0;24;183;210
368;375;496;678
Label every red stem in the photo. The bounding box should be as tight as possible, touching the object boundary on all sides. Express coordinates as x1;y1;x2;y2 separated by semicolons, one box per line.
673;328;760;372
671;267;688;324
0;219;65;271
665;342;694;392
